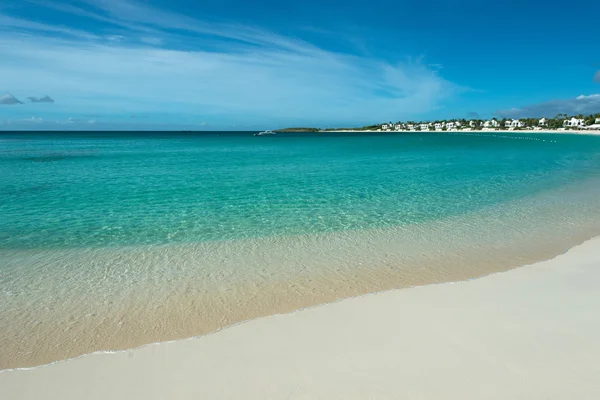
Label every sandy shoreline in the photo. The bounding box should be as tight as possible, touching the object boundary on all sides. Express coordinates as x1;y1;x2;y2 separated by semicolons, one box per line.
3;179;600;370
2;236;600;399
323;129;600;135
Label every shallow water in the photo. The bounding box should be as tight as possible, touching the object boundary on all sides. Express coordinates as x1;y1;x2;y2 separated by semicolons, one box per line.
2;131;600;368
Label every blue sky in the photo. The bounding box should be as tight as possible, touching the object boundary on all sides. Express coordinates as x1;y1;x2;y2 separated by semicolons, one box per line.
1;0;599;130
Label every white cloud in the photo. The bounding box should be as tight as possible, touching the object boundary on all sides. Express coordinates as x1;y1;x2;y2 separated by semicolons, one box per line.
12;116;44;123
1;35;460;125
0;13;99;40
76;0;322;53
105;34;126;42
0;0;463;127
496;94;600;118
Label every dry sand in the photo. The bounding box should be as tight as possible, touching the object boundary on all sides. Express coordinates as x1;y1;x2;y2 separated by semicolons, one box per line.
1;237;600;399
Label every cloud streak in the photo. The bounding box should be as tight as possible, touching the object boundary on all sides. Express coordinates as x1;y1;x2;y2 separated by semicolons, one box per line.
0;0;463;128
496;94;600;118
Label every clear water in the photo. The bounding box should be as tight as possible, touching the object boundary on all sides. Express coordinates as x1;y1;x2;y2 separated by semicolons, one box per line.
2;131;600;249
3;131;600;369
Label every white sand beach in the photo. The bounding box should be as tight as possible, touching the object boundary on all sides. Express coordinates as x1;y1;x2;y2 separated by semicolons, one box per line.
2;237;600;399
324;129;600;135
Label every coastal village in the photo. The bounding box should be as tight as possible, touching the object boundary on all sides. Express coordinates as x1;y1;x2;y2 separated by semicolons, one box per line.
377;114;600;132
280;113;600;133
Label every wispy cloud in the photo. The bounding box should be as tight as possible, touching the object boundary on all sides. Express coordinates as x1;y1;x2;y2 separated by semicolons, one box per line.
67;117;95;124
594;70;600;84
496;94;600;118
19;0;321;53
0;13;99;40
21;116;44;123
0;0;463;128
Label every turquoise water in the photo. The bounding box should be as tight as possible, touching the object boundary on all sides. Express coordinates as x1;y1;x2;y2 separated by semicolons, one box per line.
2;131;600;249
3;130;600;369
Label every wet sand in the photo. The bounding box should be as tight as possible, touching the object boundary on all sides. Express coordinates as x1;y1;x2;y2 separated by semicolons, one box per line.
2;195;600;369
2;236;599;399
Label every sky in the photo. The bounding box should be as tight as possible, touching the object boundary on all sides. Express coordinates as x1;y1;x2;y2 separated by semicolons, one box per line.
0;0;599;130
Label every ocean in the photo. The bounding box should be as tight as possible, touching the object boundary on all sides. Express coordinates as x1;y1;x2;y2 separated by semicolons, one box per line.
2;131;600;369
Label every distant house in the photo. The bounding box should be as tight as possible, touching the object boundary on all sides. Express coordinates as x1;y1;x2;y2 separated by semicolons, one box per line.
596;118;600;124
539;118;548;126
483;120;499;128
434;123;443;130
469;120;478;128
447;122;456;129
419;123;429;131
563;118;585;128
505;119;524;129
395;124;403;131
406;124;415;131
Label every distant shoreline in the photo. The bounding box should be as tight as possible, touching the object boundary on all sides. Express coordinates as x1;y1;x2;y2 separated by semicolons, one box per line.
1;129;599;135
277;129;600;135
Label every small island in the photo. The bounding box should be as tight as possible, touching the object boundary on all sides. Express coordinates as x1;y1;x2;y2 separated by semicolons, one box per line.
275;127;320;132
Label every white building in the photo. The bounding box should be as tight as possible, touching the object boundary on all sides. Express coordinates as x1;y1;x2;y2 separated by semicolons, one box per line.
469;120;479;128
539;118;548;126
395;124;403;131
419;123;429;131
381;124;389;131
563;118;585;128
434;123;443;131
406;124;415;131
505;119;524;129
483;120;499;128
595;118;600;124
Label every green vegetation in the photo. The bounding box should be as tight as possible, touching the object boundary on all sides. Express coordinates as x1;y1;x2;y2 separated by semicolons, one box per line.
277;124;382;132
322;124;382;131
275;128;320;132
